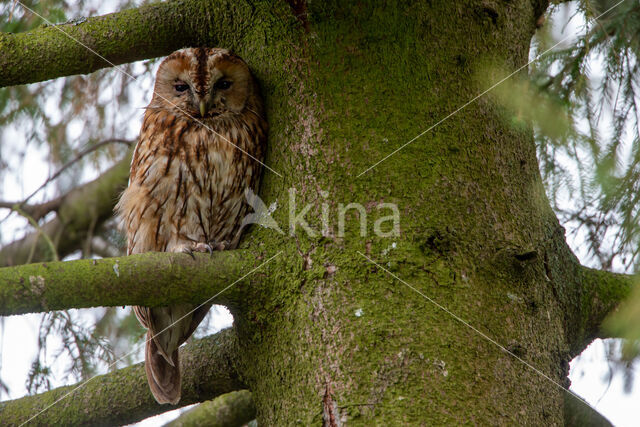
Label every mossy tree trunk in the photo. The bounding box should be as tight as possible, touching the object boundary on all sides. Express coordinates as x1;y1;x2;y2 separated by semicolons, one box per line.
0;0;625;425
233;0;585;424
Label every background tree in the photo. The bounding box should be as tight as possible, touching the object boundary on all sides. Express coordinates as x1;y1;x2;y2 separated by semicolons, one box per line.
0;0;639;425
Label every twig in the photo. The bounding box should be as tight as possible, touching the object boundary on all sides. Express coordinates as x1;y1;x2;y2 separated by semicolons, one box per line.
8;0;18;22
12;205;59;262
82;213;98;258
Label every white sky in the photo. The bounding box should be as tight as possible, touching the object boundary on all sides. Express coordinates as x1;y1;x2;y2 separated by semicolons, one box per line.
0;1;638;426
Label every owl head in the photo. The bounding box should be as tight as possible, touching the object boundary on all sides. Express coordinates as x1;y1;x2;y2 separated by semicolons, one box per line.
148;47;262;120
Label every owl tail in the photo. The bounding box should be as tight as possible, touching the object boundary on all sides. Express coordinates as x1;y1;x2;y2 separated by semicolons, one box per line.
145;330;181;405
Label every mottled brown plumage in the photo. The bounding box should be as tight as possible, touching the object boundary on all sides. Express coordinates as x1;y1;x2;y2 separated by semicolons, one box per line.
116;47;266;404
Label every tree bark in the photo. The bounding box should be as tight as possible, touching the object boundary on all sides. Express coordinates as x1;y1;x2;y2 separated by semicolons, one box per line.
226;0;604;424
0;0;626;424
0;250;268;316
165;390;255;427
564;393;612;426
574;266;636;356
0;0;257;87
0;329;244;426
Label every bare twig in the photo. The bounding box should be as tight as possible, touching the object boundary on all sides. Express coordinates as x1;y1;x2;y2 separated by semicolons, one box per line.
12;205;59;262
82;212;99;258
8;0;18;22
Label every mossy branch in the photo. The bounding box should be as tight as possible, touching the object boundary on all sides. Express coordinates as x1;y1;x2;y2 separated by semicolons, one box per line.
0;329;246;426
0;249;262;316
573;266;636;355
0;0;261;87
165;390;255;427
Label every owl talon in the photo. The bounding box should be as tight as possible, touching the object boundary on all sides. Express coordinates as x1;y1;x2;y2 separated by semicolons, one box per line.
181;246;196;260
193;242;213;253
180;242;213;259
207;240;229;252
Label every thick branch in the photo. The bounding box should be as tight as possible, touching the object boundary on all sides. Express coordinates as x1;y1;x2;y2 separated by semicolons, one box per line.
165;390;255;427
0;153;131;267
0;250;262;316
564;393;612;426
573;266;636;354
0;0;259;87
0;329;245;426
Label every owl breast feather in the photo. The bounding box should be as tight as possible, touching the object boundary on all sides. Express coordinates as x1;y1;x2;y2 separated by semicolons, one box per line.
117;113;261;254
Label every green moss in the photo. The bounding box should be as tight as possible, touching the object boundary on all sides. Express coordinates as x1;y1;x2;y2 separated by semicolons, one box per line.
226;1;583;423
580;267;635;348
0;0;261;88
0;249;261;315
166;391;255;427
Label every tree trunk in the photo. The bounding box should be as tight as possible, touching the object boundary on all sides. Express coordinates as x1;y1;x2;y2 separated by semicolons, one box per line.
226;0;584;424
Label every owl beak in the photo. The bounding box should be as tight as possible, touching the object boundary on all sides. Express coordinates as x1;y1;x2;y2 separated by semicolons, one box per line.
199;100;207;117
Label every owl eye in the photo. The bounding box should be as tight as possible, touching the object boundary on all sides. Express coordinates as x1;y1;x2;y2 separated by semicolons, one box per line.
174;82;189;92
214;79;232;90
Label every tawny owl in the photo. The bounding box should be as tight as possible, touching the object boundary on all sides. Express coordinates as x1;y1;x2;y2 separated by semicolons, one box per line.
115;47;267;404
